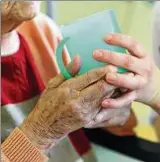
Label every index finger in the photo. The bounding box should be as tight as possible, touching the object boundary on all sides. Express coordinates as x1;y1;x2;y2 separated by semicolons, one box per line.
104;33;147;58
93;50;141;74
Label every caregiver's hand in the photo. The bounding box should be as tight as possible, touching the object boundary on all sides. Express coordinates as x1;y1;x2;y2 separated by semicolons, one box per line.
93;33;160;114
19;56;117;153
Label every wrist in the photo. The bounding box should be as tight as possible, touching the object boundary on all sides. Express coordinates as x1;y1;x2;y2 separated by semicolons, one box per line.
19;120;48;153
19;118;62;154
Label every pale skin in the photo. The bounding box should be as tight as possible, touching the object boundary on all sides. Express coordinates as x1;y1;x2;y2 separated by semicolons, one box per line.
2;1;134;154
93;33;160;114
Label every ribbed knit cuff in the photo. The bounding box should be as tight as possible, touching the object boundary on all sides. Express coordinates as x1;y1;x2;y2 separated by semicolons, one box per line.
2;128;48;162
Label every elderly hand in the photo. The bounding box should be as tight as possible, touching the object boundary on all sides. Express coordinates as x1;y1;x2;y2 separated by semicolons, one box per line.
93;33;160;114
19;56;117;153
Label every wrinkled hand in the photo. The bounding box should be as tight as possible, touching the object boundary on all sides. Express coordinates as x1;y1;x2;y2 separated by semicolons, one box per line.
93;33;160;113
20;56;117;152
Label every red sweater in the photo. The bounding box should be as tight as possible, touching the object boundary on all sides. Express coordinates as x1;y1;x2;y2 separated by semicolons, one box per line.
2;34;44;106
1;15;92;162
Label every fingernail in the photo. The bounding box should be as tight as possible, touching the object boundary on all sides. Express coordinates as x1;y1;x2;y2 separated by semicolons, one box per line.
67;55;81;76
93;50;103;58
105;34;113;42
102;101;109;107
105;65;118;73
129;73;134;77
107;73;116;81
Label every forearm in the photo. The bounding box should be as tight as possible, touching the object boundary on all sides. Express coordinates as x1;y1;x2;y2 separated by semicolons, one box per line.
19;117;65;154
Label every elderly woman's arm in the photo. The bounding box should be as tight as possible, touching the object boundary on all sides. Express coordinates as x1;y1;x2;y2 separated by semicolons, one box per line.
1;62;119;161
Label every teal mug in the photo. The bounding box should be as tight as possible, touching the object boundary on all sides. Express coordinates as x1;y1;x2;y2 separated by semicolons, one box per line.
56;9;128;79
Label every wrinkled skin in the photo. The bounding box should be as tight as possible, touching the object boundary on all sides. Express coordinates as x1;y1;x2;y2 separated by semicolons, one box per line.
2;1;133;153
20;59;118;151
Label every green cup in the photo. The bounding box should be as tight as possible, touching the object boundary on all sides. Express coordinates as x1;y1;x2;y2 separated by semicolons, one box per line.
56;9;128;79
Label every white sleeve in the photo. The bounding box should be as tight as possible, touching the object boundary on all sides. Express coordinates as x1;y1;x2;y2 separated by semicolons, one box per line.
152;1;160;68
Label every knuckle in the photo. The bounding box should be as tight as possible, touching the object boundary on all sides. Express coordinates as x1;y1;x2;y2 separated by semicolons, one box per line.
92;67;106;80
124;55;134;68
81;97;87;108
107;51;114;60
68;101;86;124
81;96;91;110
77;112;85;122
137;78;146;89
94;69;103;78
121;78;127;88
106;65;116;73
143;65;152;76
85;72;92;84
59;87;70;96
117;75;125;87
68;100;78;112
109;73;119;84
81;95;95;108
96;80;106;93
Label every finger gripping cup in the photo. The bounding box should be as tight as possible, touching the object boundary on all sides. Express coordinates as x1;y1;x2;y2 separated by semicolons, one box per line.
56;10;128;80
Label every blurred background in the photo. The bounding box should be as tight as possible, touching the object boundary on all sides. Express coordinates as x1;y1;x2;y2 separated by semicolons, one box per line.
40;1;159;162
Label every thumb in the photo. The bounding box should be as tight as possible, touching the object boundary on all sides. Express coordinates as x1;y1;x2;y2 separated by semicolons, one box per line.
66;55;82;76
48;55;82;88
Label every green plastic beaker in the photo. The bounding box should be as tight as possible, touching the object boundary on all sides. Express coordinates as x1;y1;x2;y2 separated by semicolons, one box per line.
56;10;128;79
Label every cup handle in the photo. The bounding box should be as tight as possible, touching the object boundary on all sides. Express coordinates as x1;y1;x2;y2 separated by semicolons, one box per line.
56;37;73;79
